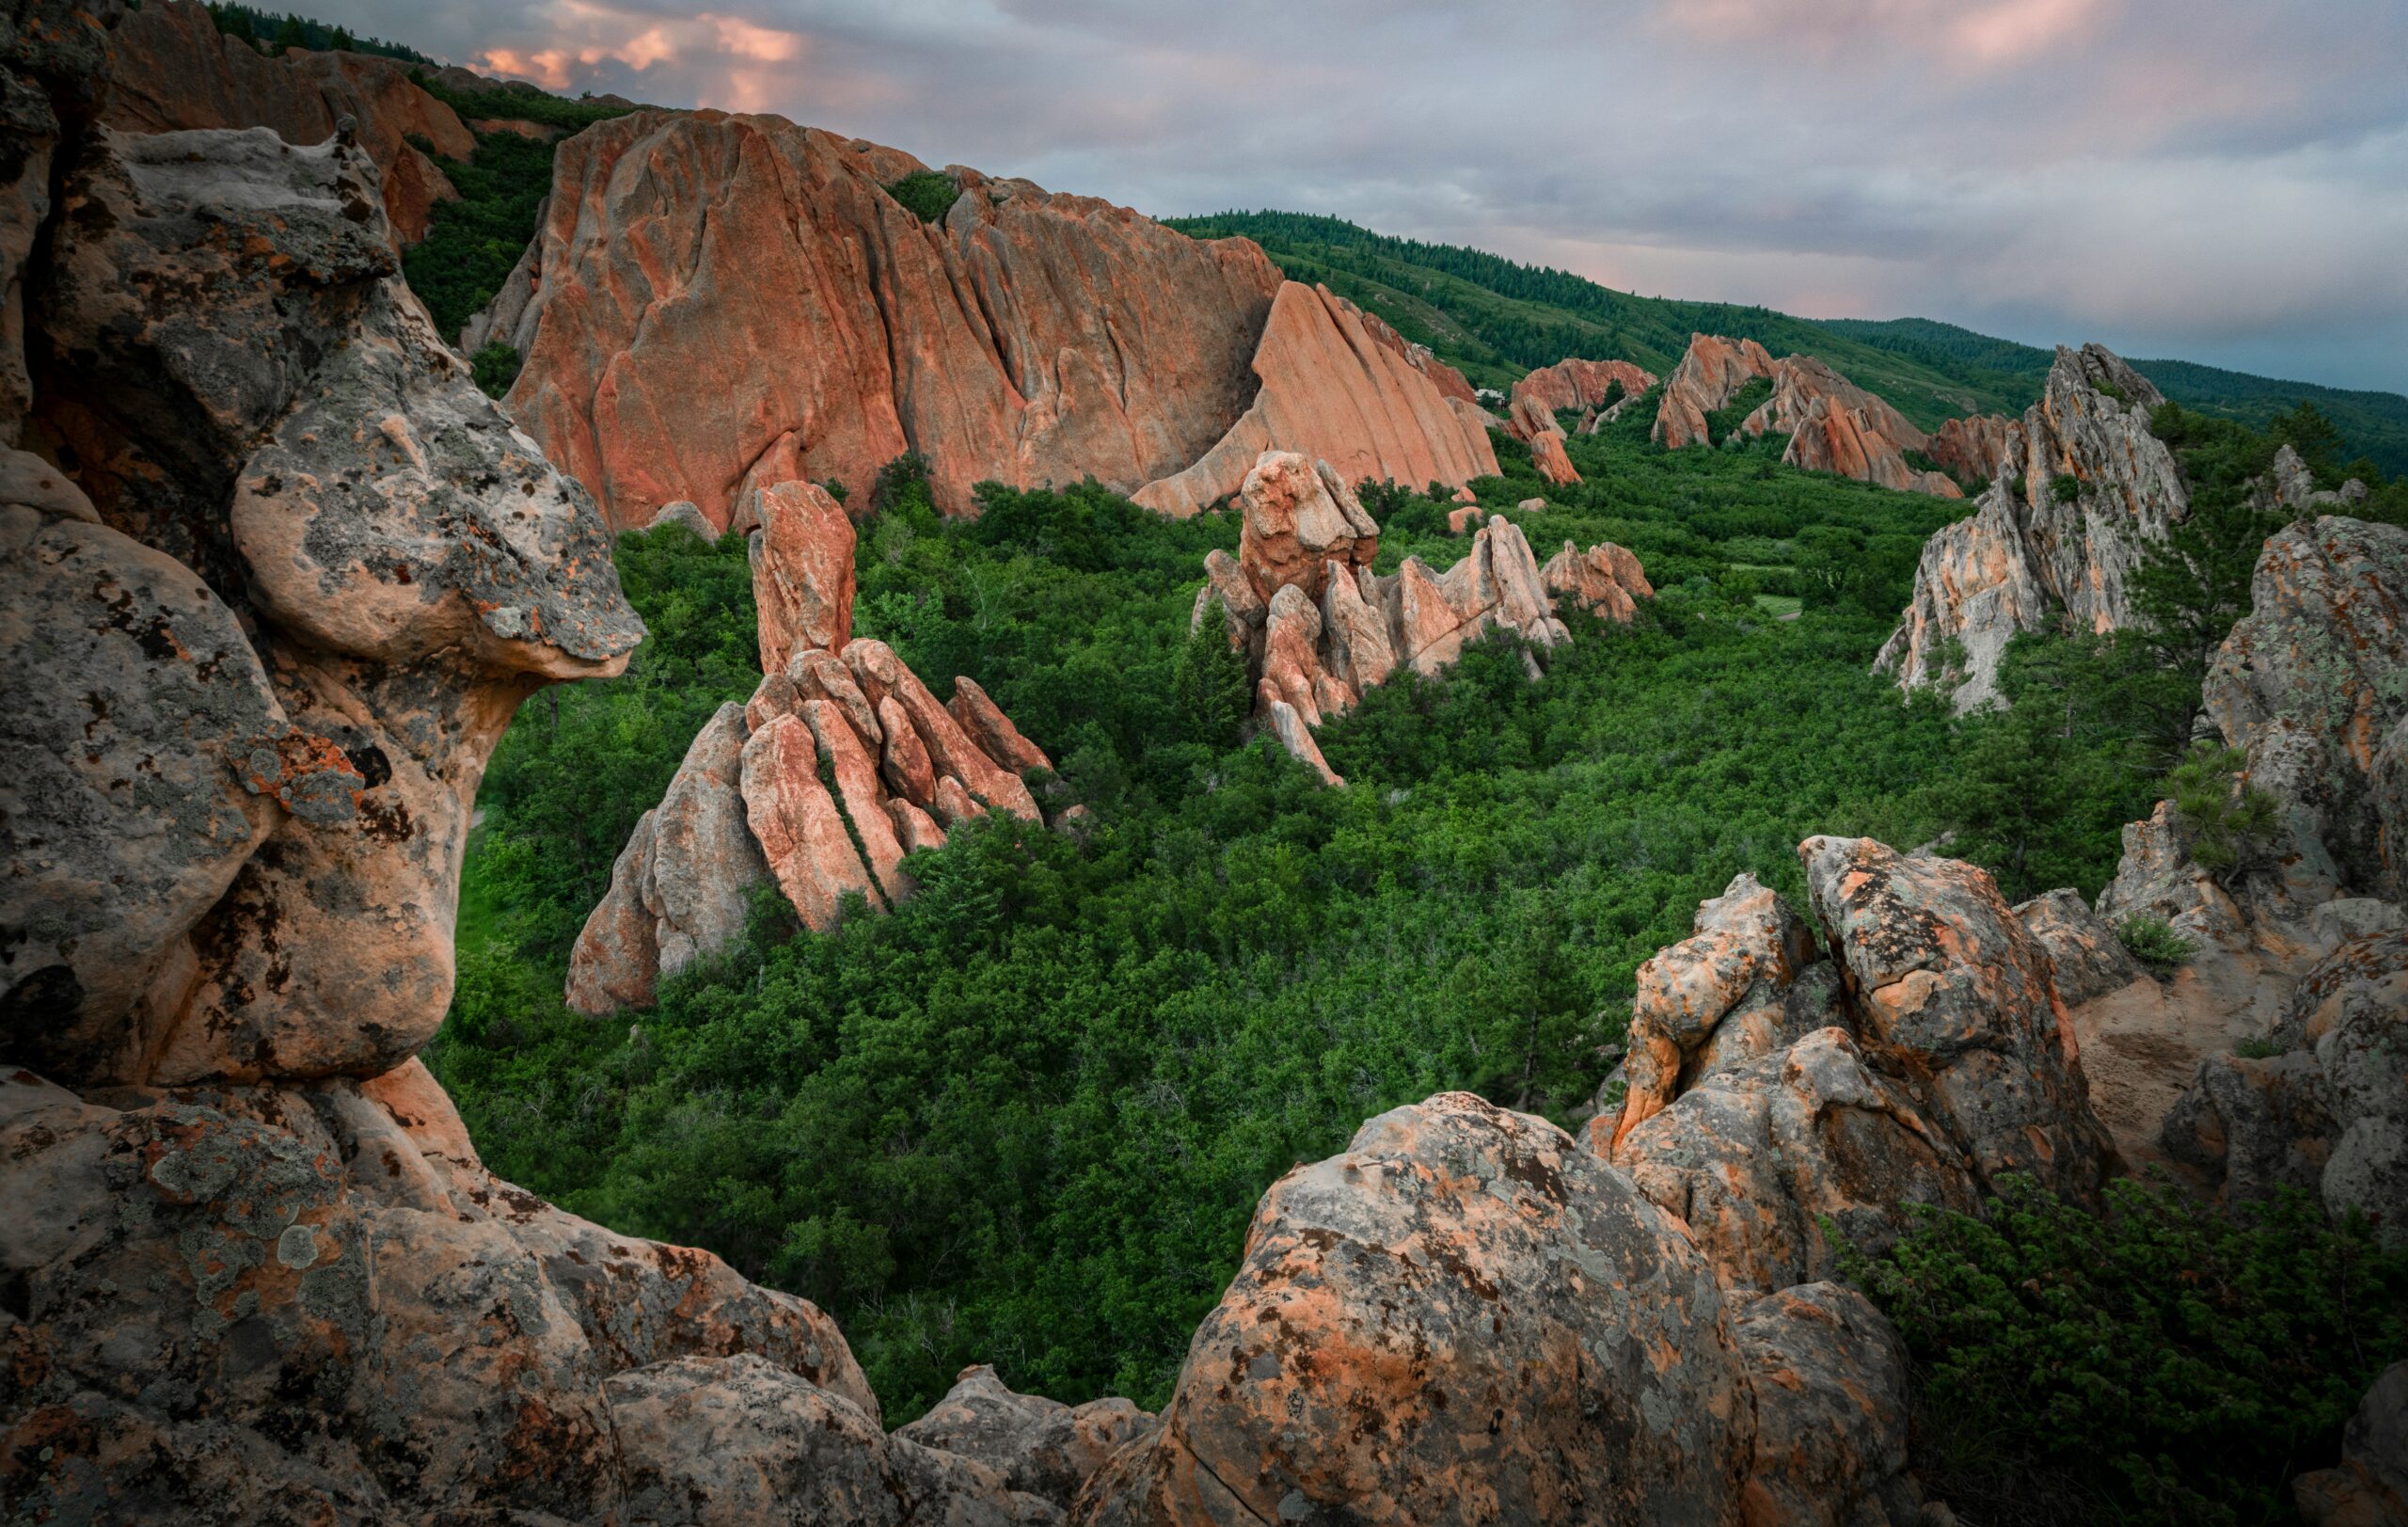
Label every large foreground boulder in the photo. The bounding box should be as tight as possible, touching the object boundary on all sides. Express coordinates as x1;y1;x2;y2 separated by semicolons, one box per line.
1080;1093;1747;1525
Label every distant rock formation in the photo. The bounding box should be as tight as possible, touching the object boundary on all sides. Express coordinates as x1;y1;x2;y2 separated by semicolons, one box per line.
566;479;1060;1013
473;108;1493;529
1511;356;1656;421
1195;451;1645;783
1652;334;1961;499
1505;390;1581;486
101;0;472;245
1131;281;1499;517
1876;343;2188;710
1653;332;1776;449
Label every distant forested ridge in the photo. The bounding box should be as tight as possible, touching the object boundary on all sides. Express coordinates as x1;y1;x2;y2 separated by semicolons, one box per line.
1170;212;2408;475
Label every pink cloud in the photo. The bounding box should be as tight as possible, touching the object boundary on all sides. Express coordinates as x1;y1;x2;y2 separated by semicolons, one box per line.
1657;0;2111;71
473;1;809;109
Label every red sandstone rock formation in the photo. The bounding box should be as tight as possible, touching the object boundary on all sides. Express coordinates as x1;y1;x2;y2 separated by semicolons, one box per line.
1652;332;1776;449
1735;355;1962;498
1541;538;1654;623
1359;308;1482;409
102;0;472;245
566;477;1056;1011
488;108;1279;528
1133;282;1500;517
1928;411;2024;485
1511;357;1656;419
1196;451;1645;781
1506;392;1582;486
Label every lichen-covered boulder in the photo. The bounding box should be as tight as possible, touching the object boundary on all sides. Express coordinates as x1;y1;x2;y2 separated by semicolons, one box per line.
898;1364;1153;1512
1608;1026;1979;1294
1077;1091;1751;1526
1732;1282;1916;1527
1607;871;1826;1153
1801;835;2113;1201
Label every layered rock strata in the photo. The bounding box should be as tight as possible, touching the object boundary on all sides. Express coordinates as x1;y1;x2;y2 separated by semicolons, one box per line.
1876;343;2189;709
1652;333;1960;498
473;105;1492;528
101;0;473;244
1195;451;1644;784
567;477;1058;1013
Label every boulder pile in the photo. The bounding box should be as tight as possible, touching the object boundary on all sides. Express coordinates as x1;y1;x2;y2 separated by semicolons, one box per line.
1876;344;2188;709
567;477;1063;1014
1651;333;1962;499
1194;451;1649;783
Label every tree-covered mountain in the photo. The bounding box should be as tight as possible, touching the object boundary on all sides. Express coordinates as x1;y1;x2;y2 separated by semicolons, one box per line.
1168;212;2408;477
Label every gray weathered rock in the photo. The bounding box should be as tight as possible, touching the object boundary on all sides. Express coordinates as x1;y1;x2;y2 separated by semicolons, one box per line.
2292;1360;2408;1526
897;1364;1152;1512
2015;887;2147;1008
1733;1282;1916;1527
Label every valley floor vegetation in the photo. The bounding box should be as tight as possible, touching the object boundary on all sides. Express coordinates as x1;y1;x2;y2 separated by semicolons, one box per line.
433;397;2405;1519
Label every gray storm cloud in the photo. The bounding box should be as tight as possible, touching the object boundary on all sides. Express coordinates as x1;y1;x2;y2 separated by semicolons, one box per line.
337;0;2408;390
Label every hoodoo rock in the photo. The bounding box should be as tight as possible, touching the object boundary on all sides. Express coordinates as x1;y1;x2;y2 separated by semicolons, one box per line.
568;479;1057;1011
1198;451;1644;779
1132;281;1499;518
474;107;1493;529
1654;335;1959;498
102;0;474;245
1877;343;2188;709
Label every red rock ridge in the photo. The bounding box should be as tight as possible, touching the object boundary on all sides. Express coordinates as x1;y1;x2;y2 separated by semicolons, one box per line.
488;109;1282;529
1131;282;1501;517
1511;357;1656;420
1359;308;1483;409
1652;332;1776;449
100;0;472;245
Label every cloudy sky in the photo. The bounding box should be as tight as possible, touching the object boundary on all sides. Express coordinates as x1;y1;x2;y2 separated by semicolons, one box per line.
341;0;2408;393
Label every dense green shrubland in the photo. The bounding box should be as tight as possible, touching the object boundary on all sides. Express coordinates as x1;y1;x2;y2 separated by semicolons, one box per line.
436;414;2242;1422
401;128;559;345
1848;1178;2408;1527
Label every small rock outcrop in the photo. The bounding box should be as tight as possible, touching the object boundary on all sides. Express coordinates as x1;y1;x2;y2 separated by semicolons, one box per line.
479;107;1493;528
2293;1360;2408;1525
101;0;473;244
1506;390;1582;486
897;1365;1152;1513
1196;451;1646;783
1652;335;1959;498
1876;343;2189;709
1541;538;1656;623
567;478;1058;1012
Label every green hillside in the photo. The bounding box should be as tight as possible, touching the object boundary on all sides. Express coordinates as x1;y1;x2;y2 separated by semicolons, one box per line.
1170;213;2408;476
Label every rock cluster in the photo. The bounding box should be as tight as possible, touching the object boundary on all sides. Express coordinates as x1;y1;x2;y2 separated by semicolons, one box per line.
1651;334;1961;498
1506;390;1582;486
1876;343;2188;709
101;0;473;245
567;476;1059;1013
1195;450;1645;784
471;106;1494;528
1599;840;2113;1295
2077;514;2408;1243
